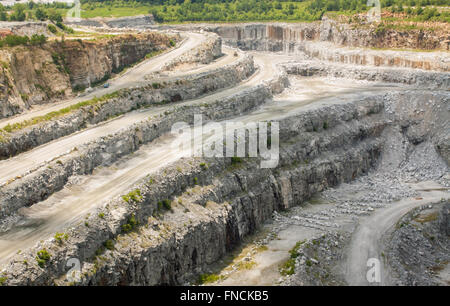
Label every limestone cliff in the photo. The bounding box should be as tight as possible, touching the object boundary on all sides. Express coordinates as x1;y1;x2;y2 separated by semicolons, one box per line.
0;32;175;119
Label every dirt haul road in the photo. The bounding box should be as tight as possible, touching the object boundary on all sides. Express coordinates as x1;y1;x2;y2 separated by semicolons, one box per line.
344;181;450;286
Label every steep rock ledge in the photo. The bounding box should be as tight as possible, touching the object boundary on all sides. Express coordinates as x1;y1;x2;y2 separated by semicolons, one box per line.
208;17;449;51
283;61;450;89
207;23;448;71
162;33;222;71
0;67;285;222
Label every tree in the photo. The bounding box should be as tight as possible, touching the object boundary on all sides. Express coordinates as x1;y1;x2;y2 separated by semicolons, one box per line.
35;7;48;21
48;9;63;23
30;34;47;46
10;4;27;21
0;4;7;22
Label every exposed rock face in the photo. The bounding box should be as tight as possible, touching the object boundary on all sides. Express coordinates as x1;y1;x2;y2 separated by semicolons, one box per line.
62;33;174;89
208;17;449;51
209;23;320;52
163;34;222;70
0;33;174;119
0;56;266;221
319;17;449;51
0;46;72;117
207;22;449;71
0;21;51;37
65;19;105;28
385;202;450;285
283;61;450;89
0;75;447;285
104;15;155;29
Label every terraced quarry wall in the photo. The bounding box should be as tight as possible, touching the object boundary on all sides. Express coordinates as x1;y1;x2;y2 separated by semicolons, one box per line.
282;61;450;89
1;93;386;285
209;17;449;51
208;22;449;71
2;83;447;285
0;25;448;286
0;52;253;160
0;32;176;119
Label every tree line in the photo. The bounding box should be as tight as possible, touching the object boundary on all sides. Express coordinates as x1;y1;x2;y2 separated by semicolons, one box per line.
1;0;448;23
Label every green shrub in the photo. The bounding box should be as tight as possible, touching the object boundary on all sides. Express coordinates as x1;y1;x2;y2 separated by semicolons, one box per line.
122;189;142;203
231;157;242;165
36;249;51;268
3;34;29;47
48;24;58;34
104;239;114;250
121;214;138;233
29;34;47;46
54;232;68;244
162;199;171;210
157;199;171;211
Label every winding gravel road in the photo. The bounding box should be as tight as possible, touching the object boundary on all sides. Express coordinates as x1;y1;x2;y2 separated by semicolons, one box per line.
345;181;450;286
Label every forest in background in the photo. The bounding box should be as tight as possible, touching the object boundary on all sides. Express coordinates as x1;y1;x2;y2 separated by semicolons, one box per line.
0;0;449;23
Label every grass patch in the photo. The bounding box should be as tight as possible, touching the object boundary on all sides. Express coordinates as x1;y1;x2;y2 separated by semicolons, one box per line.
414;212;438;224
236;260;256;271
0;91;120;135
197;273;224;285
231;157;243;165
279;240;306;276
